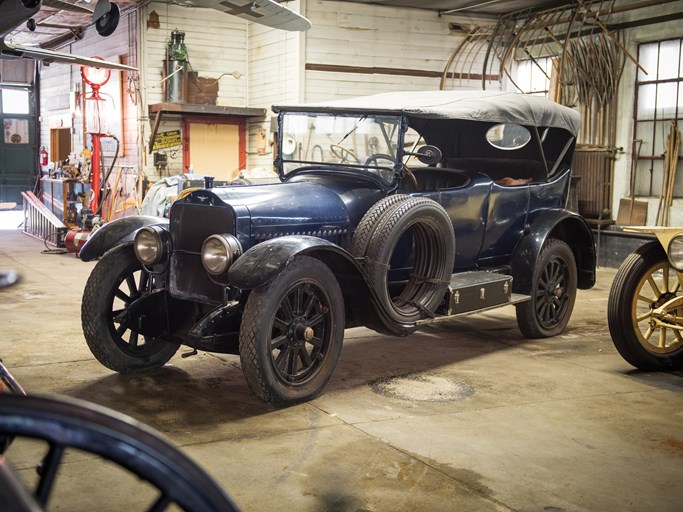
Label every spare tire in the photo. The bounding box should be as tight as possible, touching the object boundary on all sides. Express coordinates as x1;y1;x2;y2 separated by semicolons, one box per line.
351;194;411;258
362;196;455;324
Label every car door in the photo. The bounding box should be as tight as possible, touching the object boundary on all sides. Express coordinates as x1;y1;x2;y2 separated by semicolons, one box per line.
414;172;491;272
477;182;531;267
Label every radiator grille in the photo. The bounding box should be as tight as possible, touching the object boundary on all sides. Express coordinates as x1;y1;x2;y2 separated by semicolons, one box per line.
169;203;234;304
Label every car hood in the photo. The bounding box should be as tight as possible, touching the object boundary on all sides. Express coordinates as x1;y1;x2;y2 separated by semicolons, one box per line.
208;181;351;233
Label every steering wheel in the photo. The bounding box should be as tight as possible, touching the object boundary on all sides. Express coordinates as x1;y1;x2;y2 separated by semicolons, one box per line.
363;154;396;167
329;144;360;164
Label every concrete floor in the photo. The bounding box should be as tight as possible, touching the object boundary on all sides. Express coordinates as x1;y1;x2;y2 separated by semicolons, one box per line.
1;226;682;511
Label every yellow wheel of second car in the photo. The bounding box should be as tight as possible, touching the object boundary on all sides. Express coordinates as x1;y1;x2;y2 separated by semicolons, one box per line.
608;241;683;370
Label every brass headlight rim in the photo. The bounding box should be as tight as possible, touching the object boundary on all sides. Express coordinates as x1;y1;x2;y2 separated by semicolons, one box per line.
134;226;167;267
201;234;243;278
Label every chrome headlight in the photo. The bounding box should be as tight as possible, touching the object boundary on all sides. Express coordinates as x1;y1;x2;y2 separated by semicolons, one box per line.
201;234;242;276
134;226;168;266
668;235;683;271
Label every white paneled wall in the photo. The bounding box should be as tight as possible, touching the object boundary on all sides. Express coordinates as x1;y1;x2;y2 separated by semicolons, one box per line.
142;2;249;108
246;1;304;171
39;8;139;171
302;0;486;102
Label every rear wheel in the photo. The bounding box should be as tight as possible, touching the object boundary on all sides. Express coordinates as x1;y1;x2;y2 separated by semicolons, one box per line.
607;241;683;370
81;244;179;372
239;256;344;405
516;239;577;338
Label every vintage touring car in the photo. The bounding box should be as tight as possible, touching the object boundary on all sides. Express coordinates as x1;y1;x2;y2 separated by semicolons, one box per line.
79;90;596;405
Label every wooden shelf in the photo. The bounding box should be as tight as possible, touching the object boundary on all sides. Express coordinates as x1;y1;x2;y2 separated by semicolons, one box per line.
147;102;267;153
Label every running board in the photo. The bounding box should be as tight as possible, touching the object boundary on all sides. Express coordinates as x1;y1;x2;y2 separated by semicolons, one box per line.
415;271;531;326
416;293;530;326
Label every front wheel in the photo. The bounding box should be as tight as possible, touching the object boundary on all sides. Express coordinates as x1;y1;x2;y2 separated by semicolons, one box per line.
516;239;577;338
81;244;179;372
607;241;683;370
239;256;344;406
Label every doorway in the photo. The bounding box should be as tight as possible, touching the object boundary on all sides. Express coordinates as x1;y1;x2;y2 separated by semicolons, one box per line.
183;117;246;181
0;87;37;205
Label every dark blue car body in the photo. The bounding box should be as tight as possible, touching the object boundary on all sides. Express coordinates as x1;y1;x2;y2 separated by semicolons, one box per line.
80;91;596;405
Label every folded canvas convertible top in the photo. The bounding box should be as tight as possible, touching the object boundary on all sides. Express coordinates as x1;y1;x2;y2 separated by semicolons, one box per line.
272;90;581;137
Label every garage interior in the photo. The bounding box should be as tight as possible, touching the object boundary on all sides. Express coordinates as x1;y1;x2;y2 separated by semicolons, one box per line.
1;0;683;510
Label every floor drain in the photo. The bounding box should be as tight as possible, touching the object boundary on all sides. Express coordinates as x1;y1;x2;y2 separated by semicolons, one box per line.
371;373;474;402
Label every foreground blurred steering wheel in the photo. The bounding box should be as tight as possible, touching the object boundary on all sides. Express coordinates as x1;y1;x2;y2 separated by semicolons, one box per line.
0;394;239;511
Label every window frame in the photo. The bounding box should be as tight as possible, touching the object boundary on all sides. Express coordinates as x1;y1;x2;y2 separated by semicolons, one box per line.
632;37;683;198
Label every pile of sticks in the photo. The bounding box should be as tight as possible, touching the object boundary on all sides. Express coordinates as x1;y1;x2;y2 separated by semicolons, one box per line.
567;33;625;145
656;121;682;226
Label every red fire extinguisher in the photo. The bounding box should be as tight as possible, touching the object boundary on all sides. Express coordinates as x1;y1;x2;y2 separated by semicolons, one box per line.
40;146;48;166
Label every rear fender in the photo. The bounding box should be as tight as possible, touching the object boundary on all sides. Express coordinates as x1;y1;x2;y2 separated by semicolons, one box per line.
79;216;169;262
228;235;415;336
511;209;596;294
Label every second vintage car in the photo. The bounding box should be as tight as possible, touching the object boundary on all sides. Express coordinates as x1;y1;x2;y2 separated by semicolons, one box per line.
79;90;596;405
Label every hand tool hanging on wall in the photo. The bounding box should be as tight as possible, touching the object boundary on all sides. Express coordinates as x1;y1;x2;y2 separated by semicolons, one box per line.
616;138;645;225
657;121;682;226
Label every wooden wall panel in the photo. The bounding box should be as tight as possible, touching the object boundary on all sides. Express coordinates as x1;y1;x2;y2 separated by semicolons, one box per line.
246;1;304;171
143;2;248;108
302;0;484;101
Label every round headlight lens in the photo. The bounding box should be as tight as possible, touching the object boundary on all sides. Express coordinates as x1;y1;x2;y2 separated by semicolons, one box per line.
134;227;164;265
201;234;242;276
668;235;683;271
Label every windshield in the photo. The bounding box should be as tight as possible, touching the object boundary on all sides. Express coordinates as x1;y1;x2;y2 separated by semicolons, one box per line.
279;112;403;185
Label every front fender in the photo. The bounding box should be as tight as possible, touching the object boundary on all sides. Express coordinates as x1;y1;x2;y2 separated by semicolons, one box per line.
229;235;356;289
228;235;416;336
79;216;169;262
511;209;596;294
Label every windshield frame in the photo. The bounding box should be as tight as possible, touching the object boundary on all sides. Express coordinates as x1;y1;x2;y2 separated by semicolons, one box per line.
275;111;407;189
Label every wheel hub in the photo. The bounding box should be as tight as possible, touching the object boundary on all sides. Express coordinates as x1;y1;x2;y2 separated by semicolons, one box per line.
287;316;313;347
544;282;563;304
652;291;677;310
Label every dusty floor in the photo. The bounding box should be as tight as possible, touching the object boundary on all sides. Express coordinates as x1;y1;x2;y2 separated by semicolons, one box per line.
1;226;682;511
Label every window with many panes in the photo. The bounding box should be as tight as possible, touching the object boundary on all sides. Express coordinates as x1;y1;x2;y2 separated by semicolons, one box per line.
513;57;554;96
633;37;683;198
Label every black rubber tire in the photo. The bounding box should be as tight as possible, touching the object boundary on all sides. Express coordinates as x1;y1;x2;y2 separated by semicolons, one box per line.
363;197;455;323
351;194;411;258
81;244;179;373
607;241;683;370
516;238;577;338
239;256;344;406
95;2;120;37
0;394;238;511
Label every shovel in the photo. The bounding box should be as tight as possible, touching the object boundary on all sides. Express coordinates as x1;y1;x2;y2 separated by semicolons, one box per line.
617;139;647;225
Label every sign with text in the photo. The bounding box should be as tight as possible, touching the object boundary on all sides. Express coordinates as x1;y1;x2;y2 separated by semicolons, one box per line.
153;130;182;151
